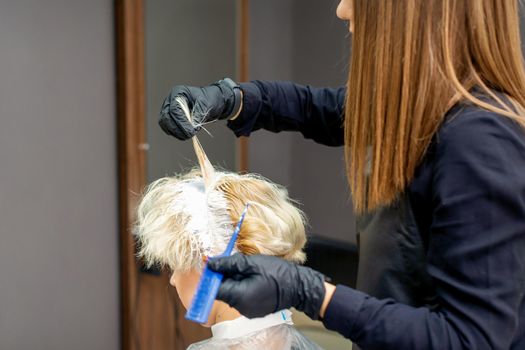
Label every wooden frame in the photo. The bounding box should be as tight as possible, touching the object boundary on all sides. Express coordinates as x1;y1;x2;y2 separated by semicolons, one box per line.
238;0;250;173
115;0;145;349
116;1;250;349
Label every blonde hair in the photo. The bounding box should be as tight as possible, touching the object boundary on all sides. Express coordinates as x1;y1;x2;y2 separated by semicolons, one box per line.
346;0;525;213
136;96;307;272
135;170;307;272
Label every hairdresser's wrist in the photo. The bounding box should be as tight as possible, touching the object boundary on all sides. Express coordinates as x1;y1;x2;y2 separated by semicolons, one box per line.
229;89;243;121
215;78;242;120
319;282;336;319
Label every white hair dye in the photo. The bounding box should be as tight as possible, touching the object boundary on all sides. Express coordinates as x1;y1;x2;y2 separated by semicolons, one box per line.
169;178;234;257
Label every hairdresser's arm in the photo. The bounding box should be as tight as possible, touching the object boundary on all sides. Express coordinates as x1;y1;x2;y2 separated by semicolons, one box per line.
322;112;525;349
228;81;346;146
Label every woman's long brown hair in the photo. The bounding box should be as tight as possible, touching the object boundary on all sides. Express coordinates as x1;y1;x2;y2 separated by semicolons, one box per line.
346;0;525;213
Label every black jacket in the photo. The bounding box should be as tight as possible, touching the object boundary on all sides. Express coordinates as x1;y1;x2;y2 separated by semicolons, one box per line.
228;81;525;349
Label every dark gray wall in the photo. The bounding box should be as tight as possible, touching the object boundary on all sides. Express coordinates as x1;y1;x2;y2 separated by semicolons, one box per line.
249;0;355;244
146;0;237;182
0;1;119;349
248;0;295;188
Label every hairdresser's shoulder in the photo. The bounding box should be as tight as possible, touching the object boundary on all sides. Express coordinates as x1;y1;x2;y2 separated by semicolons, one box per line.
436;99;525;156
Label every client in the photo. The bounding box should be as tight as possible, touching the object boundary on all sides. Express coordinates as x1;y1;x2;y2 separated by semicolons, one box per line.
134;99;322;350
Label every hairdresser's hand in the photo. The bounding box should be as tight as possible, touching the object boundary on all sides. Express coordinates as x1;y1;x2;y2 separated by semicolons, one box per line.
208;254;327;320
159;78;243;140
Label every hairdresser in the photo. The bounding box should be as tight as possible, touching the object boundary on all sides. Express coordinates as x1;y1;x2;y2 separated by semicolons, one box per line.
159;1;525;349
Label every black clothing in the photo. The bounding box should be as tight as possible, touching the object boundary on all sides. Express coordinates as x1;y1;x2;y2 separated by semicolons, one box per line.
228;80;525;349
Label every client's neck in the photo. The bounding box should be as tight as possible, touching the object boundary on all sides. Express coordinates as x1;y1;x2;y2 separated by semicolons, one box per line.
213;301;242;324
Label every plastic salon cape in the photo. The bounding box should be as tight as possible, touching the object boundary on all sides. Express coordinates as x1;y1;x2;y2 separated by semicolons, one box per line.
187;310;323;350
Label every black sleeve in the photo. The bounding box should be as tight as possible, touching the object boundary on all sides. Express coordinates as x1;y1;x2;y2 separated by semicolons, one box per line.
227;80;346;147
322;110;525;349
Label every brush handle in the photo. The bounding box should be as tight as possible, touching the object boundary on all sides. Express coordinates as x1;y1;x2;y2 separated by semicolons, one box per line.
222;204;250;256
185;265;224;324
185;203;250;324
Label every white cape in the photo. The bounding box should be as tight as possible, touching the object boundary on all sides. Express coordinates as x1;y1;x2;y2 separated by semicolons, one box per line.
187;310;323;350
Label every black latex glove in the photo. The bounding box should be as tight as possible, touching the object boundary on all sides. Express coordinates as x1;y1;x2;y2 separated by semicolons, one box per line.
207;254;326;320
159;78;242;140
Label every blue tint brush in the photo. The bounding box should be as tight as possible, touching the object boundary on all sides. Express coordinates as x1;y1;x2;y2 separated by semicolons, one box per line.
185;203;250;324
